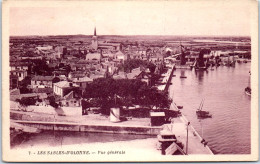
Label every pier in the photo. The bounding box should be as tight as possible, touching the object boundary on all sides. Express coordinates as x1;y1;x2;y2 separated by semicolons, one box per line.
158;63;214;155
164;64;176;92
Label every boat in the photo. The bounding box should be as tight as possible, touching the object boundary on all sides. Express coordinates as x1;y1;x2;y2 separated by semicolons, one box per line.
196;99;212;119
177;106;183;109
245;71;251;96
245;87;251;96
196;110;212;118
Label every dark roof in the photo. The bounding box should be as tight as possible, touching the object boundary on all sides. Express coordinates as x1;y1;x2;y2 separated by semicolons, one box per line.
31;76;54;81
33;88;53;93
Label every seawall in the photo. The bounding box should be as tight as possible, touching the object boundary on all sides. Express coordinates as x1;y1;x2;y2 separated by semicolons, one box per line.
13;120;162;136
164;64;175;92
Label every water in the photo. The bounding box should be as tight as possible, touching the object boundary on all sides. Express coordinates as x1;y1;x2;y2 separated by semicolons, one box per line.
11;63;251;154
11;131;152;149
169;63;251;154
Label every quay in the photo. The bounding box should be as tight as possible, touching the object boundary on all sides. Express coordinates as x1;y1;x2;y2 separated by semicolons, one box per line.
158;63;213;154
13;119;162;136
11;62;213;155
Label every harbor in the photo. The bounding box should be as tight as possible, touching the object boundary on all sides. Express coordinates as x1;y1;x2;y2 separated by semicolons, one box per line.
169;63;251;154
10;63;216;155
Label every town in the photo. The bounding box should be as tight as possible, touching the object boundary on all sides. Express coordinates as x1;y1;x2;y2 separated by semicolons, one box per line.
10;28;251;155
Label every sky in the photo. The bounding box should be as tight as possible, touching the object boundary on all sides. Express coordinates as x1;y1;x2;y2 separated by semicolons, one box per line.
9;0;253;36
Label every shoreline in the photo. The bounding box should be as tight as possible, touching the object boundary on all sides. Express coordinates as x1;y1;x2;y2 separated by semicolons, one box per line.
10;63;214;155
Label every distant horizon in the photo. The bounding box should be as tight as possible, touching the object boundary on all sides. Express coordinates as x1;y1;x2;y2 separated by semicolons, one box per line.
9;1;252;36
10;34;251;38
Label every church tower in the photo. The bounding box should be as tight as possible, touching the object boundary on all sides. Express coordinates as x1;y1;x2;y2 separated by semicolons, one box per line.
92;27;98;51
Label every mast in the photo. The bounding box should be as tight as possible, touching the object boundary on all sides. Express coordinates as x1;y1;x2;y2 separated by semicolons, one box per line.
200;99;204;110
198;99;204;111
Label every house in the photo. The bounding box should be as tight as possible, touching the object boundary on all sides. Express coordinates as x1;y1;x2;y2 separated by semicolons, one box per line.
32;87;53;94
53;81;79;97
21;51;42;60
10;62;29;71
31;76;60;88
10;75;19;89
35;46;53;53
125;67;152;86
72;76;93;89
60;91;81;107
10;70;27;81
68;71;88;79
115;51;128;62
85;52;102;62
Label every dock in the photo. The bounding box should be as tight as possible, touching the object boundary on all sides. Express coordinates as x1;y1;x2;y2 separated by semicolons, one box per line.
10;62;213;155
157;63;214;155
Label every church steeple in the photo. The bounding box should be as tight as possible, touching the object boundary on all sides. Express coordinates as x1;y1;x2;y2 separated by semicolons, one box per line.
92;27;98;51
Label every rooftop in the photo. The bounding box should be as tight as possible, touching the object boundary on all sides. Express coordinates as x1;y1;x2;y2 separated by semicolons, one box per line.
54;81;78;88
31;76;55;81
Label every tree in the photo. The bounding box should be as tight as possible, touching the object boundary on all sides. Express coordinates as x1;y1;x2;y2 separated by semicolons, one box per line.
16;97;36;111
31;59;53;76
19;76;32;94
83;78;172;115
139;87;172;110
47;95;59;109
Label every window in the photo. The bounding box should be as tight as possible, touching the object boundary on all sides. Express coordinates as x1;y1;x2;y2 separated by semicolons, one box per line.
19;73;21;77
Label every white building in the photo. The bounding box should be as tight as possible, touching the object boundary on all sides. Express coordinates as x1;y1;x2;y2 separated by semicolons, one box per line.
53;81;79;97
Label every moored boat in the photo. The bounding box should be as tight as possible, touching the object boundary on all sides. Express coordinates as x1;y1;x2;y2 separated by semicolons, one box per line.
196;99;212;119
245;71;251;96
245;87;251;96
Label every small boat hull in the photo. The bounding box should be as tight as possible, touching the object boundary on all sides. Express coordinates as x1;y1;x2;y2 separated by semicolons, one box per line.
245;87;251;96
196;110;212;118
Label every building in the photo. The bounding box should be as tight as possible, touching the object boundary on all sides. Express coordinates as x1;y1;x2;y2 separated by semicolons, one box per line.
60;91;81;107
85;52;102;64
72;76;93;89
92;27;98;51
10;75;19;89
31;76;60;88
114;50;128;62
53;81;79;97
10;70;27;81
10;62;29;71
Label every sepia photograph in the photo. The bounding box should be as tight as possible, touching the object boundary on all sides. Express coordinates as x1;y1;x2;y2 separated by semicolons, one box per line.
2;0;258;162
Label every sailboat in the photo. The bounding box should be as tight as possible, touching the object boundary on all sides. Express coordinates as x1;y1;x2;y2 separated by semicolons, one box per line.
196;99;212;118
245;71;251;96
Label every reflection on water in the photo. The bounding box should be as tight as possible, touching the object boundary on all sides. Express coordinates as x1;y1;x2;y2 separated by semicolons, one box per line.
11;131;153;149
11;64;251;154
169;63;251;154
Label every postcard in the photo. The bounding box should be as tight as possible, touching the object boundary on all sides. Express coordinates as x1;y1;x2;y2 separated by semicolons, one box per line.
2;0;258;162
